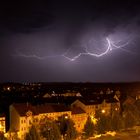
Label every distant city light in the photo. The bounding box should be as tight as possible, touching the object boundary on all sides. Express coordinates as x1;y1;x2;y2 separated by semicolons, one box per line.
7;87;11;91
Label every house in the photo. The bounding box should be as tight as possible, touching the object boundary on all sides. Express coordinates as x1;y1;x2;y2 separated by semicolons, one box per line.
35;104;71;120
9;94;121;139
9;103;71;139
0;114;6;133
136;94;140;100
71;96;120;117
43;93;51;98
101;98;120;115
9;103;37;138
71;99;98;116
123;95;136;105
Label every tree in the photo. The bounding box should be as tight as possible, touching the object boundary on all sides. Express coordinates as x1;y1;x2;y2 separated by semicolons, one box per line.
7;130;20;140
111;112;124;131
12;132;20;140
57;115;77;140
122;103;138;129
0;132;7;140
83;116;95;138
57;115;68;136
135;99;140;124
25;125;40;140
123;111;136;129
95;110;112;134
64;119;77;140
39;118;61;140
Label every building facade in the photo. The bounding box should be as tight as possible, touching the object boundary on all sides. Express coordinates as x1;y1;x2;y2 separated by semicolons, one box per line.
9;95;120;139
9;103;71;139
0;114;6;133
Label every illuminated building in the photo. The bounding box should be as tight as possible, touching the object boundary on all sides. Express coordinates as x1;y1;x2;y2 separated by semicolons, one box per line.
0;114;6;133
71;96;120;116
9;103;71;139
123;95;136;105
9;94;120;139
71;99;97;115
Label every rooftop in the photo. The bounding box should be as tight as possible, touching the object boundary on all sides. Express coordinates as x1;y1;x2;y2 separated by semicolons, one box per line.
12;103;70;116
71;107;86;114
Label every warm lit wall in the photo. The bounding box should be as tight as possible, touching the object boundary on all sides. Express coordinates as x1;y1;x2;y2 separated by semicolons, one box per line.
38;111;71;121
71;100;96;115
18;111;71;139
0;116;6;133
85;105;96;115
100;101;111;115
71;113;87;132
97;101;120;115
10;100;120;139
10;105;20;132
10;105;34;139
19;115;33;138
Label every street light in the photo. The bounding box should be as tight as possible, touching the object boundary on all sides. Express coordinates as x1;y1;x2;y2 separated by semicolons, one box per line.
115;108;118;111
64;115;68;119
101;109;105;114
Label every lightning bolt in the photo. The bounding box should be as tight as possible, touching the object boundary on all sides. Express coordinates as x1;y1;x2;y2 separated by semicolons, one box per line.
62;37;130;61
14;50;61;60
16;52;47;60
15;37;131;61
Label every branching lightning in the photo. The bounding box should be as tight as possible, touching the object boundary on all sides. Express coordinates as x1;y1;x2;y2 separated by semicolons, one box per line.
14;51;61;60
62;37;130;61
15;37;131;61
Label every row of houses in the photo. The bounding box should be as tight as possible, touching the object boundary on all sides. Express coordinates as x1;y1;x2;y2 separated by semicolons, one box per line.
0;94;120;139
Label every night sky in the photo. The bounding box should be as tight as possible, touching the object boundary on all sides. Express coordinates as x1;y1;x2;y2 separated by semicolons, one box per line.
1;0;140;82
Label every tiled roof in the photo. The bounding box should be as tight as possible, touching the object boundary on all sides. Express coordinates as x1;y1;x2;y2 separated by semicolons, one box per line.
77;96;119;105
36;104;71;114
71;107;86;114
51;104;71;112
12;103;70;116
12;103;38;116
123;95;136;105
78;98;102;105
105;98;119;103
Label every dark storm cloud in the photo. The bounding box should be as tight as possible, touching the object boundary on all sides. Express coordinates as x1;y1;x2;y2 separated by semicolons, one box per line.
0;0;139;35
0;1;53;34
1;0;140;82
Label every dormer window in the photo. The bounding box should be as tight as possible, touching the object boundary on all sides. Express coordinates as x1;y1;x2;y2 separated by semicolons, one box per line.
26;110;32;117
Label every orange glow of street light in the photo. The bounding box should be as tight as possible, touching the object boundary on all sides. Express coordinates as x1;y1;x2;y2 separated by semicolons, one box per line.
101;109;105;113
